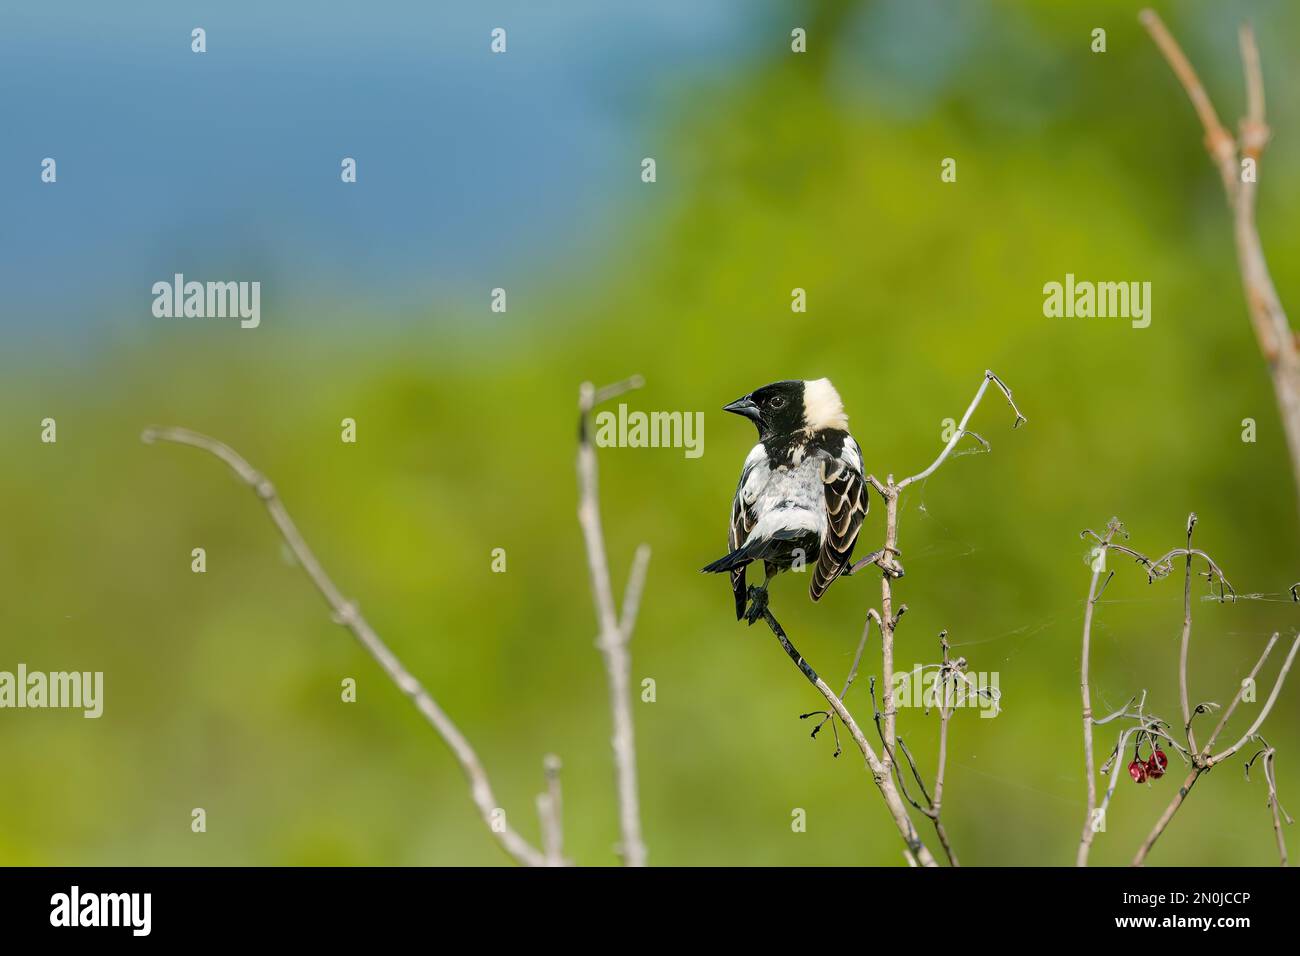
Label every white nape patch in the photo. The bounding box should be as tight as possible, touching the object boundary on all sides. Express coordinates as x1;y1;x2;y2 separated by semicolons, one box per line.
802;378;848;433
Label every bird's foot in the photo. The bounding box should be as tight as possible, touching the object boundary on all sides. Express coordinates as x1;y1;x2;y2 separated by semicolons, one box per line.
847;547;904;578
743;585;769;626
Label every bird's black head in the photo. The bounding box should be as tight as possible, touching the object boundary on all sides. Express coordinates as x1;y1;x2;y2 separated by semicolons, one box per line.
723;378;849;440
722;380;806;439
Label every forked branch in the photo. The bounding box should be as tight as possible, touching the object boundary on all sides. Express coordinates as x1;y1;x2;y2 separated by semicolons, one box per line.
577;376;651;867
1141;10;1300;512
1078;514;1299;866
751;599;937;866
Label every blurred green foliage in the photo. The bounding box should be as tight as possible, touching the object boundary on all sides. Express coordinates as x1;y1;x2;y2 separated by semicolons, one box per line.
3;0;1300;865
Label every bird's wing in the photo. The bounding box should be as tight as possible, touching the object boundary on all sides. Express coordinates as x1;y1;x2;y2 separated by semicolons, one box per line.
810;435;868;602
728;444;767;618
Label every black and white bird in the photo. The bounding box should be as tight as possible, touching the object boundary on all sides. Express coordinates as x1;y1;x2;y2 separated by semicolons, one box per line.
702;378;868;623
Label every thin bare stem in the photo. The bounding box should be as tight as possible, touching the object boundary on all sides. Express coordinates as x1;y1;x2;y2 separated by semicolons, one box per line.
1246;745;1291;866
863;371;1020;863
897;370;1025;491
891;730;932;810
1076;518;1297;868
1077;519;1120;867
1209;634;1300;765
618;544;652;639
1132;769;1201;866
841;608;880;701
752;602;938;866
1129;580;1298;864
929;633;959;867
1142;10;1300;511
1204;633;1280;753
880;493;900;765
1140;10;1237;194
537;754;566;866
577;378;650;867
876;370;1023;769
1239;24;1269;160
141;426;548;868
1097;727;1139;835
1075;516;1277;867
1265;751;1290;866
869;635;968;867
1179;514;1197;754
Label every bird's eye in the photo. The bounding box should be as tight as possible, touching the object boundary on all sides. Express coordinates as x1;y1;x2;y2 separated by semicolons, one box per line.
770;396;786;409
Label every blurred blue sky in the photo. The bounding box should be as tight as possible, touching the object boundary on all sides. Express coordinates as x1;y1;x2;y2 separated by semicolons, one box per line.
5;0;1285;342
1;1;765;333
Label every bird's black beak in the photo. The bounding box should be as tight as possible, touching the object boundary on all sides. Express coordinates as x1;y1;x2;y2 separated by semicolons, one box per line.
723;394;761;424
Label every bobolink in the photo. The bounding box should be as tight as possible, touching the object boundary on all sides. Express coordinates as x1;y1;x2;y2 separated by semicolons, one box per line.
702;378;867;623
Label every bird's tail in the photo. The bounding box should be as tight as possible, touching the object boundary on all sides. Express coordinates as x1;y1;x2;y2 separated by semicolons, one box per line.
701;529;803;574
701;546;752;574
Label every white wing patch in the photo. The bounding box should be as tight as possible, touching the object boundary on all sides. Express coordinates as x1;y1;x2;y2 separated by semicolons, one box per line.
726;443;771;618
738;443;768;508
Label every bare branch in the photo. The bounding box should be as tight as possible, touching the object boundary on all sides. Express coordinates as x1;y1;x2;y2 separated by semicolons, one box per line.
141;426;548;867
1121;548;1296;865
1077;518;1121;867
891;732;932;811
1245;746;1291;866
897;370;1025;491
1096;726;1140;834
870;638;966;869
1179;515;1198;753
1209;633;1300;765
1132;768;1202;866
751;601;938;866
870;371;1021;863
929;632;960;867
591;374;645;407
1140;9;1237;194
1204;633;1279;753
1142;10;1300;509
841;608;880;701
537;754;566;866
618;544;652;639
1238;24;1270;160
1078;516;1248;866
1092;695;1137;726
577;378;650;867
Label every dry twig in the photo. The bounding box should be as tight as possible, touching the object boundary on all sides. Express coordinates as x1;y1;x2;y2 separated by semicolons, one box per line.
913;633;966;866
1141;10;1300;510
577;376;651;866
1077;518;1122;866
142;426;550;867
1073;510;1297;866
537;754;566;866
1132;626;1299;866
1245;743;1292;866
751;601;937;865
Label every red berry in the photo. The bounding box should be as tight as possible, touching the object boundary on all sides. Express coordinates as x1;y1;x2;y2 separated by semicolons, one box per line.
1145;756;1165;780
1128;760;1148;783
1152;749;1168;771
